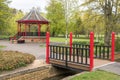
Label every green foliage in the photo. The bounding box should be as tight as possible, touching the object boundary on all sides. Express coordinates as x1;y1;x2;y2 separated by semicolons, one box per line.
0;45;6;48
81;10;105;35
70;11;83;35
115;38;120;52
0;35;10;39
46;0;65;36
0;51;35;71
71;70;120;80
81;0;120;45
73;41;89;45
7;10;24;36
0;0;12;34
0;0;24;36
46;0;82;36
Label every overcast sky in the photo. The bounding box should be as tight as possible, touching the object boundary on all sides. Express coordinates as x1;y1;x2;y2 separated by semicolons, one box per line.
9;0;49;13
9;0;83;13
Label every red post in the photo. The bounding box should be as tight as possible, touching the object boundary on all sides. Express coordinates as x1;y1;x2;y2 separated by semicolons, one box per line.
111;32;115;62
46;32;50;64
38;24;41;36
70;32;72;56
24;24;27;36
90;32;94;71
17;23;19;35
20;24;21;33
19;24;21;36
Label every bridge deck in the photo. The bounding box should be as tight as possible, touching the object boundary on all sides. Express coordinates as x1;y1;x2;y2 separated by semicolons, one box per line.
48;44;112;71
50;58;111;71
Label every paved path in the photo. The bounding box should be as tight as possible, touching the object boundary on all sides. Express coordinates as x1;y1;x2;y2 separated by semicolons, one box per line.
0;40;46;60
97;62;120;75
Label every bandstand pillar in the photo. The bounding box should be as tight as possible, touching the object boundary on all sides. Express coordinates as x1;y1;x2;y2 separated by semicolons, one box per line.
19;23;21;36
28;24;30;32
17;23;20;36
38;24;41;36
24;24;27;37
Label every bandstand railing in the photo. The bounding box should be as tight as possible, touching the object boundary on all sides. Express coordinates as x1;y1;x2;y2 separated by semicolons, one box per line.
18;32;46;36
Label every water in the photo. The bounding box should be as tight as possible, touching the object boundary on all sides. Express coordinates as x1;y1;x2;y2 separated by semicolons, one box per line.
42;71;79;80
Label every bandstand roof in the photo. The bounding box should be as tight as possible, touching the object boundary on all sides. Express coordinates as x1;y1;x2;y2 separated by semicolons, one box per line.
17;8;49;24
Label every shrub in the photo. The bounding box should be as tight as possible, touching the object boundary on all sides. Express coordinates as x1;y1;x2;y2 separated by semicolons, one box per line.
73;41;89;45
115;38;120;52
0;51;35;71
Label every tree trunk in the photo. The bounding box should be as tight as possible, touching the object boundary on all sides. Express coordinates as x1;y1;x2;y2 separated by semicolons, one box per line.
104;29;111;46
104;1;113;46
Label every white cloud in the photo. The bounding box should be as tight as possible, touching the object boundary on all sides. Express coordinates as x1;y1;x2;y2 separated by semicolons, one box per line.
9;0;49;12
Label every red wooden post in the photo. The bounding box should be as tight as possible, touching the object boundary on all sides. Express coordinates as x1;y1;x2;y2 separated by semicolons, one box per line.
17;23;19;35
19;24;21;36
38;24;41;36
111;32;115;62
20;24;21;32
70;32;72;56
28;24;30;32
90;32;94;71
46;32;50;64
24;24;27;37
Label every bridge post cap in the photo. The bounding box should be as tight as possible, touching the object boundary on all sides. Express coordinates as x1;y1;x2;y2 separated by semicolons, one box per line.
70;32;72;34
112;32;115;35
46;32;49;34
90;32;94;35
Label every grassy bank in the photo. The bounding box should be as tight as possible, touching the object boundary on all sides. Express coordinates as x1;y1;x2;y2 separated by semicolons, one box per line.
71;70;120;80
0;35;10;39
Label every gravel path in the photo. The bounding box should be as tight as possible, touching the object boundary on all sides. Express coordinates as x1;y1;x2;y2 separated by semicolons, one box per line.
0;40;46;60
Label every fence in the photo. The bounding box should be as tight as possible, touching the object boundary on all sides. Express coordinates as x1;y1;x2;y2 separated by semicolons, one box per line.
73;44;111;60
49;45;90;66
46;32;115;71
18;32;46;36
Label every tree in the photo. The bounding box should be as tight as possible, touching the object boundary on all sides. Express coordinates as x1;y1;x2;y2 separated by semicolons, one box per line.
82;0;120;45
60;0;80;44
7;10;24;36
46;0;65;36
0;0;12;34
70;11;82;37
81;10;104;38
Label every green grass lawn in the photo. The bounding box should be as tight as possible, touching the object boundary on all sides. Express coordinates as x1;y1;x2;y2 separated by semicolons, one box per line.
0;35;10;39
50;37;89;43
0;45;6;49
71;70;120;80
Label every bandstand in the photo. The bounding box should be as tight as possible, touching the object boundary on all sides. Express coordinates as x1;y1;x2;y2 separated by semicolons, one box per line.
10;8;49;43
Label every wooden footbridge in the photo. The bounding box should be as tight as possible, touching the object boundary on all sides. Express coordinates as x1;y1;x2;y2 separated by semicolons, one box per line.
46;32;115;71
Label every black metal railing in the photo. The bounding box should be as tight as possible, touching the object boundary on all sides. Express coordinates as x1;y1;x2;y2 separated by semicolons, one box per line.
94;45;111;59
73;44;111;60
18;32;46;36
73;44;90;49
49;45;90;66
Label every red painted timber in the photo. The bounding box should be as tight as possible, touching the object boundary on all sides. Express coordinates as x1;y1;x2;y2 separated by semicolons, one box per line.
38;24;41;36
111;32;115;62
70;32;72;56
90;32;94;71
46;32;50;64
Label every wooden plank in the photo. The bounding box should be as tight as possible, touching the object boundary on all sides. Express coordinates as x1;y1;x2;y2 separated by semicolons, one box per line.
50;59;90;71
50;59;65;66
68;62;90;71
